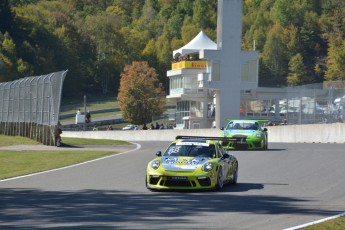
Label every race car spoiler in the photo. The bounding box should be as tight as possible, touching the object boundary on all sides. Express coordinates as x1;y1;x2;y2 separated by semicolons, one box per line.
175;135;237;142
225;118;269;123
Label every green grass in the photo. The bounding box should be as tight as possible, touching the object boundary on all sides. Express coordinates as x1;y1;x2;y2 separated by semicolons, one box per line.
0;135;129;146
59;111;121;123
59;95;176;129
0;135;40;146
96;117;174;130
301;216;345;230
60;100;119;115
0;150;117;180
61;137;129;145
0;135;131;180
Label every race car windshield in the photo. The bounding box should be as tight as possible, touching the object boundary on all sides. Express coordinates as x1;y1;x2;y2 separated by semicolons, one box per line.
227;122;258;130
164;143;216;158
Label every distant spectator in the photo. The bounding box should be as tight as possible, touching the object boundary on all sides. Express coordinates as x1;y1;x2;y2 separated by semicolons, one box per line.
150;124;155;130
106;126;113;131
86;111;91;123
142;124;148;130
77;109;81;115
155;122;160;129
54;126;62;147
160;123;165;129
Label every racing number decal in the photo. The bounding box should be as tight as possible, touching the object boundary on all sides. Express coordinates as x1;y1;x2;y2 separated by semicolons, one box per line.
167;146;181;155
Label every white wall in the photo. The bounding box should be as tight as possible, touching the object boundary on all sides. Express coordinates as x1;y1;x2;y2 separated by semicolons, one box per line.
62;123;345;143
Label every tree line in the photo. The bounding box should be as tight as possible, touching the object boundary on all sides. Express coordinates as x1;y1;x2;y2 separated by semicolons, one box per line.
0;0;344;98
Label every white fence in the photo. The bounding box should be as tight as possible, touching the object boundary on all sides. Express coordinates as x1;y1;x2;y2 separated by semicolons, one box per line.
0;70;67;145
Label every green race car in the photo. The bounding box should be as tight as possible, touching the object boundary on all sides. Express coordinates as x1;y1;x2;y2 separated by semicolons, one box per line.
146;136;238;191
220;119;268;150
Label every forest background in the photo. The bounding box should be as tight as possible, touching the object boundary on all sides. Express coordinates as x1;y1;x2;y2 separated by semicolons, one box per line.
0;0;344;98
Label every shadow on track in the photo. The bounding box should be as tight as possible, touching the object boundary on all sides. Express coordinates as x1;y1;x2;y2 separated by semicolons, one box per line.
0;187;339;229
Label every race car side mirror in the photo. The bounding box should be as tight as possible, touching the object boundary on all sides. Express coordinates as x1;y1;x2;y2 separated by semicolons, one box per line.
156;151;162;157
263;128;268;132
220;127;224;130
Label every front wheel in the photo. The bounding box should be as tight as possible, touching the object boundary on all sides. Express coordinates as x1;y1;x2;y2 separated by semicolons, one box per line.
215;168;224;190
145;174;149;189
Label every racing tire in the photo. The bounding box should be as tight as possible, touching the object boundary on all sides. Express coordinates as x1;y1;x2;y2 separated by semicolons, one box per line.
231;163;238;185
145;174;149;189
215;167;224;190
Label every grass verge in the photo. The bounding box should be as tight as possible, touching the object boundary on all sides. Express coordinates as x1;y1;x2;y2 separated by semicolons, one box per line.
0;135;131;180
61;137;129;145
0;150;117;180
302;216;345;230
0;135;39;146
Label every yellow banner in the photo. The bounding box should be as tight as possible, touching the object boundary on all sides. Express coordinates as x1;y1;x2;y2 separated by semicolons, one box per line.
172;61;207;70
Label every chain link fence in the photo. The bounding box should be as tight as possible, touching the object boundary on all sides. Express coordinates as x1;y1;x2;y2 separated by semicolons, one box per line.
240;82;345;125
0;70;67;145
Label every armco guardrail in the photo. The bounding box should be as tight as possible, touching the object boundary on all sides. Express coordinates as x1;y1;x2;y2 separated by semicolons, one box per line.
61;123;345;143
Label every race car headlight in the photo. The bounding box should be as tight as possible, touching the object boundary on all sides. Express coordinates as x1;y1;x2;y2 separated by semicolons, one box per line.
151;160;160;170
202;162;214;172
255;133;261;138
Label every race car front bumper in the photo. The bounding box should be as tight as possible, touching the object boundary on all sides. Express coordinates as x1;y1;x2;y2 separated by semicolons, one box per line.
146;171;217;190
221;135;263;150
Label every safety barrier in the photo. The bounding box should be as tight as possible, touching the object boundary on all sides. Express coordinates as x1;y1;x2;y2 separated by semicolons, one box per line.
0;71;67;145
61;123;345;143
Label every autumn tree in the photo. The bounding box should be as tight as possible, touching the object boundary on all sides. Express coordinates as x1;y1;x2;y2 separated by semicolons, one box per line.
325;37;345;82
261;24;289;86
117;61;166;126
287;53;309;86
2;0;343;96
82;11;123;94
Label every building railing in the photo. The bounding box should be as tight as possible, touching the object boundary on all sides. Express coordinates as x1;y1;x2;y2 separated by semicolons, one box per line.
170;88;206;96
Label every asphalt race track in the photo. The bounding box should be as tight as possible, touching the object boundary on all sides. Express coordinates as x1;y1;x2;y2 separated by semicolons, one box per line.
1;142;345;230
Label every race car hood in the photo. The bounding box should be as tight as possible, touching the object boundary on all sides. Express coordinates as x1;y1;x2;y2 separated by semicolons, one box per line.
223;129;256;137
162;156;210;171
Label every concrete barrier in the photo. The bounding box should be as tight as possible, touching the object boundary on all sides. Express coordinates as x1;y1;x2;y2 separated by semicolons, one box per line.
266;123;345;143
61;123;345;143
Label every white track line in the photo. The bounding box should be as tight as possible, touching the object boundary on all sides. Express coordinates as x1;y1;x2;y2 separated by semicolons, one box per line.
283;212;345;230
0;143;141;182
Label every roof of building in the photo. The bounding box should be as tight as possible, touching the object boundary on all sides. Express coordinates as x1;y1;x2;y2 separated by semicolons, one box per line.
173;31;217;57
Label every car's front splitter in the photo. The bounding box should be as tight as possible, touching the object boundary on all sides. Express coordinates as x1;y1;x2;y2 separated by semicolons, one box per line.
146;172;217;190
222;138;264;150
